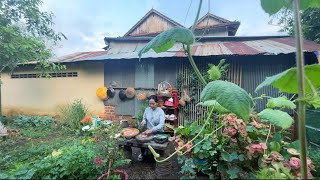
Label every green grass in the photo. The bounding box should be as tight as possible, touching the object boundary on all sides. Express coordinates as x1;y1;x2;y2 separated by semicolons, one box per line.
0;124;81;173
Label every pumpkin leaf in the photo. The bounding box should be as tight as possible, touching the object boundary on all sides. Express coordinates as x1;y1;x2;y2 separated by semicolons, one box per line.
221;151;238;162
227;167;239;179
260;0;288;16
200;80;253;120
138;26;194;59
260;0;320;16
270;141;281;152
255;64;320;95
196;100;230;113
258;109;293;129
267;96;296;110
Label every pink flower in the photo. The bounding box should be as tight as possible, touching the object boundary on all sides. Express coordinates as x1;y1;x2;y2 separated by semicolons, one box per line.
224;127;237;136
259;143;267;150
231;138;237;143
289;157;301;170
306;158;316;171
95;157;103;165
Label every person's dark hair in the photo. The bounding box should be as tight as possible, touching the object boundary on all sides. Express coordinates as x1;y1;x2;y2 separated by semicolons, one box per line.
148;95;158;102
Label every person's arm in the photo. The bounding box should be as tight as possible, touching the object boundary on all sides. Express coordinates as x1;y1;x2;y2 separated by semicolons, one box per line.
151;109;165;133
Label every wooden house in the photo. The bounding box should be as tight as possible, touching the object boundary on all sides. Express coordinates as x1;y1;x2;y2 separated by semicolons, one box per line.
1;9;319;127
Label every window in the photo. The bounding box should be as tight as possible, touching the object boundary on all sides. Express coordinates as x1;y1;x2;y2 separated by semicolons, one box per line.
11;72;78;79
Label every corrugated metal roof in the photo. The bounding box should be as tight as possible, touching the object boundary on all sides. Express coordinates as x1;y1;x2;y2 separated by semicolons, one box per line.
53;37;320;63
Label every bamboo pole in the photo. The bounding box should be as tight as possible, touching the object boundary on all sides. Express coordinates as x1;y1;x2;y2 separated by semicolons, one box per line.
292;0;307;179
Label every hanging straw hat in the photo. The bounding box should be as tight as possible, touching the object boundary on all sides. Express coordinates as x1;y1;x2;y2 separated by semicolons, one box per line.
107;87;115;98
96;87;107;100
136;92;147;101
125;87;135;99
119;90;127;101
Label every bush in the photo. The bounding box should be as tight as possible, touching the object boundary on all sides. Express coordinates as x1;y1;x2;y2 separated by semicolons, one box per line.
59;99;88;129
308;147;320;178
0;115;8;125
13;115;54;127
1;142;101;179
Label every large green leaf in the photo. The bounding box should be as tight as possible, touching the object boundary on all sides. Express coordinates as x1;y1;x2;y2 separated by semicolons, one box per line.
267;96;297;110
138;26;194;58
260;0;288;16
260;0;320;16
255;64;320;95
196;100;230;114
200;80;253;120
258;109;293;129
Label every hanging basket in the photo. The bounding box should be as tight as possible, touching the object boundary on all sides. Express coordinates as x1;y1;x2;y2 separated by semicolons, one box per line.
136;92;147;101
157;81;172;97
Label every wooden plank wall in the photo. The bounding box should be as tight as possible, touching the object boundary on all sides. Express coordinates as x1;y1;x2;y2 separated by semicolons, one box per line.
129;13;176;36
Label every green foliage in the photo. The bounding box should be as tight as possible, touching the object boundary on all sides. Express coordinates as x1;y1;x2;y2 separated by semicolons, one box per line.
270;141;281;152
200;80;253;120
258;109;293;129
227;168;240;179
0;0;66;76
260;0;288;16
267;96;296;110
221;151;239;162
93;124;131;173
196;100;230;113
178;157;196;179
59;99;88;129
134;100;149;129
308;148;320;177
260;0;320;16
14;143;100;179
0;115;8;125
256;163;294;179
13;115;54;127
286;140;301;152
277;8;320;43
256;64;320;108
138;26;194;59
207;64;221;81
256;64;320;94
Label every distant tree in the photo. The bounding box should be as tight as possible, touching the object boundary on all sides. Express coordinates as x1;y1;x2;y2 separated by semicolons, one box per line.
276;7;320;43
0;0;66;77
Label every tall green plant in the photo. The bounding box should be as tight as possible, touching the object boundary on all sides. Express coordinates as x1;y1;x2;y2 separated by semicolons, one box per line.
59;99;88;130
259;0;320;178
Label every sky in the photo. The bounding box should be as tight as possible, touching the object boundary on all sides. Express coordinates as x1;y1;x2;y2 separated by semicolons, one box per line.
41;0;287;57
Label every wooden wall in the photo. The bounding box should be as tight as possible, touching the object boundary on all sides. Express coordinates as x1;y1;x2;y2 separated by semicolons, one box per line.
129;13;176;37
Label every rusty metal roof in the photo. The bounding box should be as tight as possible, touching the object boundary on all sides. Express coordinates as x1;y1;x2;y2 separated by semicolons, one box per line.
53;36;320;63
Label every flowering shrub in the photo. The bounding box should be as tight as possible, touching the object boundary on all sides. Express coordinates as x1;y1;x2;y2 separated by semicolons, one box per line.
174;113;316;179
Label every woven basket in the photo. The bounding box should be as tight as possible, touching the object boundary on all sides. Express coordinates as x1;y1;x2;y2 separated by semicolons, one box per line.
120;128;139;138
136;92;147;101
157;81;172;97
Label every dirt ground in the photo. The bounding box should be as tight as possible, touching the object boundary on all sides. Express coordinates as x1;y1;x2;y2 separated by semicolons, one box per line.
122;147;181;179
122;147;210;180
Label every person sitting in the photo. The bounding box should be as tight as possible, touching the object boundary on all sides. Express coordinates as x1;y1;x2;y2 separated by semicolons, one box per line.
138;95;165;161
